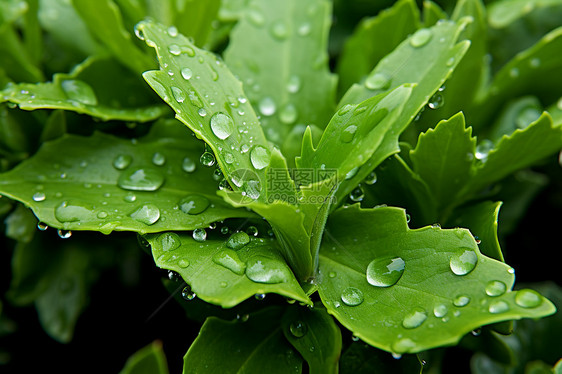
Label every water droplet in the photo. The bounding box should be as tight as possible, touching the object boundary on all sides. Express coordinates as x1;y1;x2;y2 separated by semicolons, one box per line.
488;300;509;314
192;228;207;242
449;249;478;275
212;249;246;275
453;295;470;307
402;307;428;329
160;232;181;251
226;231;250;249
246;226;258;237
475;139;494;162
515;106;541;129
340;124;357;143
210;112;234;140
515;289;542;308
279;104;298;124
113;154;132;170
271;20;288;40
247;9;265;26
130;204;160;225
428;92;444;109
366;256;405;287
255;293;266;300
410;28;432;47
178;259;190;268
433;304;448;318
349;186;364;202
182;285;196;300
364;171;377;185
509;67;520;78
182;157;196;173
392;338;416;355
152;152;166;166
167;25;178;37
259;96;276;116
32;192;46;202
181;67;193;80
171;86;185;103
341;287;364;306
298;22;311;36
250;146;271;170
134;25;145;40
485;280;507;297
168;44;181;55
37;222;49;231
97;211;108;219
446;57;455;66
200;151;216;167
529;58;541;68
286;75;301;93
178;195;210;215
289;321;307;338
365;72;391;90
123;192;137;203
61;79;98;105
55;201;94;222
118;168;164;191
197;108;207;117
245;255;291;284
328;271;336;278
57;229;72;239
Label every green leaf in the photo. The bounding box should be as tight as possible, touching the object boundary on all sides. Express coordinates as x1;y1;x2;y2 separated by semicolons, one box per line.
0;121;254;235
139;19;276;204
183;307;303;373
119;341;169;374
223;0;337;152
410;112;476;214
1;56;168;122
282;304;342;374
72;0;155;75
4;203;37;243
146;231;311;307
317;205;555;355
336;0;420;96
169;0;221;47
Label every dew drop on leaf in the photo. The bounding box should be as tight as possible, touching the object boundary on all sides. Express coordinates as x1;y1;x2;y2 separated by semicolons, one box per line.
433;303;448;318
32;192;46;202
178;195;210;215
178;259;190;268
453;295;470;307
113;154;132;170
152;152;166;166
366;256;405;287
55;201;94;222
118;168;164;191
515;289;542;308
181;286;196;300
428;92;444;109
97;211;108;219
255;293;266;300
171;86;185;103
37;222;49;231
410;28;432;47
488;300;509;314
365;72;391;90
61;79;98;105
279;103;298;124
57;229;72;239
341;287;364;306
258;96;276;116
192;228;207;242
289;321;307;338
182;157;196;173
246;226;258;237
245;255;291;284
123;192;137;203
449;249;478;276
212;249;246;275
250;146;271;170
181;67;193;80
210;112;234;140
340;124;357;143
200;151;216;167
130;204;160;225
286;75;301;93
168;44;181;55
475;139;494;162
167;25;178;37
402;307;428;329
160;232;181;252
485;280;507;297
226;231;250;249
349;186;364;202
364;171;377;185
247;9;265;26
270;20;288;40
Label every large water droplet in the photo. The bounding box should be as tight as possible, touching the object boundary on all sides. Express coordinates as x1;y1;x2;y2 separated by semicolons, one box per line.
286;75;301;93
259;96;276;116
279;103;298;124
171;86;185;103
340;124;357;143
247;9;265;26
167;25;178;37
289;321;307;338
245;255;291;284
182;285;196;300
152;152;166;166
250;146;271;170
55;201;94;222
485;280;507;297
392;338;416;355
475;139;494;163
212;249;246;275
32;192;46;202
181;67;193;80
366;256;405;287
210;112;234;140
488;300;510;314
453;295;470;307
410;28;432;47
178;258;190;268
200;151;216;167
61;79;98;105
226;231;250;249
364;171;377;185
113;154;132;170
428;92;444;109
270;20;288;40
160;232;181;252
449;249;478;275
433;303;448;318
349;186;364;202
365;72;391;90
118;168;164;191
515;106;541;129
178;195;210;215
168;44;181;55
515;289;542;308
182;157;196;173
130;204;160;225
341;287;364;306
192;228;207;242
402;307;428;329
57;229;72;239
